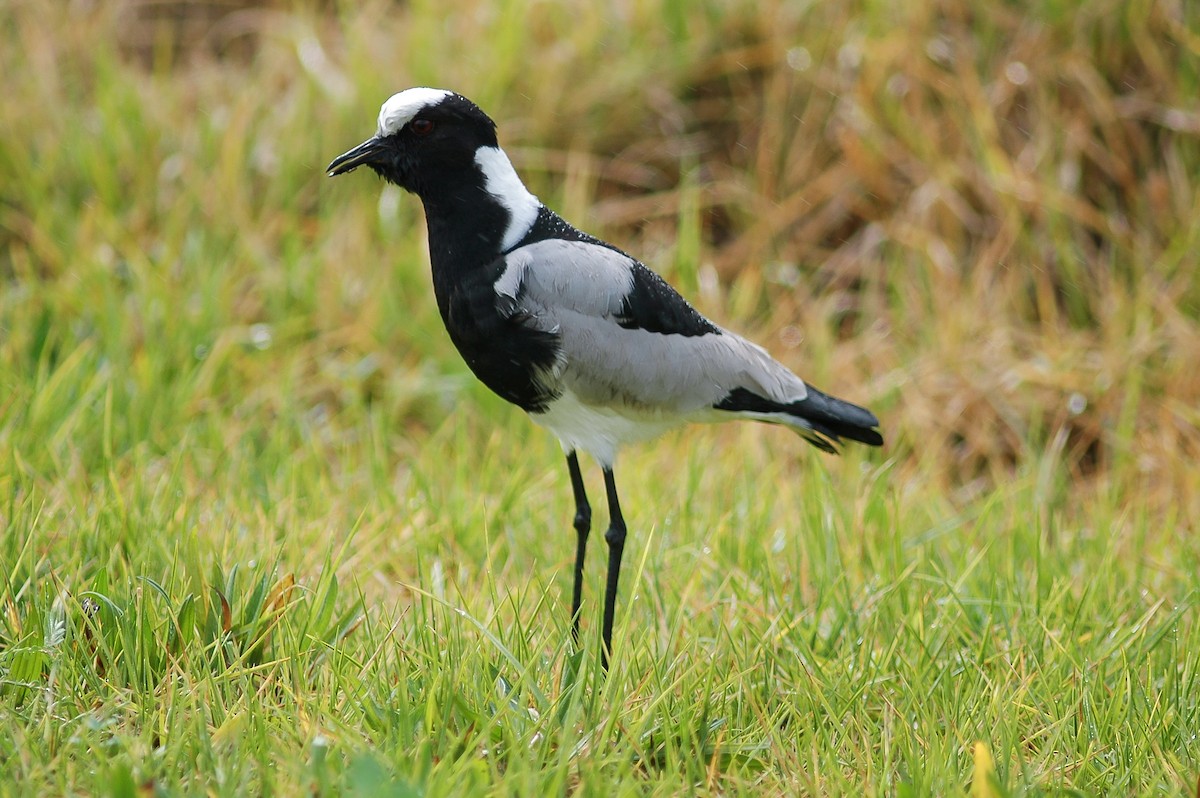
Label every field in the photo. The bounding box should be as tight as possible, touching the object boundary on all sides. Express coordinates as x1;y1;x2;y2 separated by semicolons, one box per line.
3;0;1200;794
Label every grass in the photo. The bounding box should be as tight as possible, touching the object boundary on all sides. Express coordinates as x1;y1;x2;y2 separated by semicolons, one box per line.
2;0;1199;793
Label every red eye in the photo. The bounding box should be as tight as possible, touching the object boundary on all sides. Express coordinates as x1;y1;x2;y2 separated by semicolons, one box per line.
410;118;435;136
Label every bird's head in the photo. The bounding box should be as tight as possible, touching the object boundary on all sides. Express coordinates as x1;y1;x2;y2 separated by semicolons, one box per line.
329;88;542;254
326;88;500;194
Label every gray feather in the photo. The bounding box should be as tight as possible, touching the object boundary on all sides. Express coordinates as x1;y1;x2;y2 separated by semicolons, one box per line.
495;240;809;417
495;240;631;319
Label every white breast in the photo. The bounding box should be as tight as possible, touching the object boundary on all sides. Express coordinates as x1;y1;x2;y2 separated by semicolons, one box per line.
530;389;681;468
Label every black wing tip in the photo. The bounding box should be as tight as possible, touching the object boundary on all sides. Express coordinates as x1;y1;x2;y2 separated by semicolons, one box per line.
715;386;884;453
800;420;884;455
859;428;884;446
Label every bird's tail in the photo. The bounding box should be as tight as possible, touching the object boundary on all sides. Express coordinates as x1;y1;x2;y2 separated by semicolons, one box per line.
714;386;883;454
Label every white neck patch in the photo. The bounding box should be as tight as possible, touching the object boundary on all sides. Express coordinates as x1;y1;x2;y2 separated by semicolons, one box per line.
475;146;541;252
377;87;453;136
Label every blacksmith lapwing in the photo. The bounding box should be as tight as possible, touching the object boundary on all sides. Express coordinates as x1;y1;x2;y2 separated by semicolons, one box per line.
328;88;883;668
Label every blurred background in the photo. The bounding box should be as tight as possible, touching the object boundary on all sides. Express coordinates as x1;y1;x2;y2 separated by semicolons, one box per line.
4;0;1198;513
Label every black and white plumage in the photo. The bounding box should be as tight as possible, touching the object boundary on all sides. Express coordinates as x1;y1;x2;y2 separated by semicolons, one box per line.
328;88;883;668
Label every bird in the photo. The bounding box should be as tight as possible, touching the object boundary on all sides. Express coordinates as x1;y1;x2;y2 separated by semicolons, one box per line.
327;88;883;669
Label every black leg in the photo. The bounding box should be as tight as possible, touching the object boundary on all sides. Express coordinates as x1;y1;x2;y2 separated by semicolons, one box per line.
600;467;627;671
566;452;591;646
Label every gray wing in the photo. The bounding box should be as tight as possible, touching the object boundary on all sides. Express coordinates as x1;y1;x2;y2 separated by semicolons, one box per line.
494;239;809;414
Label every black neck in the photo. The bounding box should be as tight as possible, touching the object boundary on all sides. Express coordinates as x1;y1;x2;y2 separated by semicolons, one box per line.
421;184;512;306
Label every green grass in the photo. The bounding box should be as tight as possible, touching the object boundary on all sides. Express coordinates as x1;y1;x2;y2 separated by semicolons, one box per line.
3;0;1200;794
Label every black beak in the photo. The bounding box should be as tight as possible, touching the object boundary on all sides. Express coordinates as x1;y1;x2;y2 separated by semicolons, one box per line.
327;136;390;176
